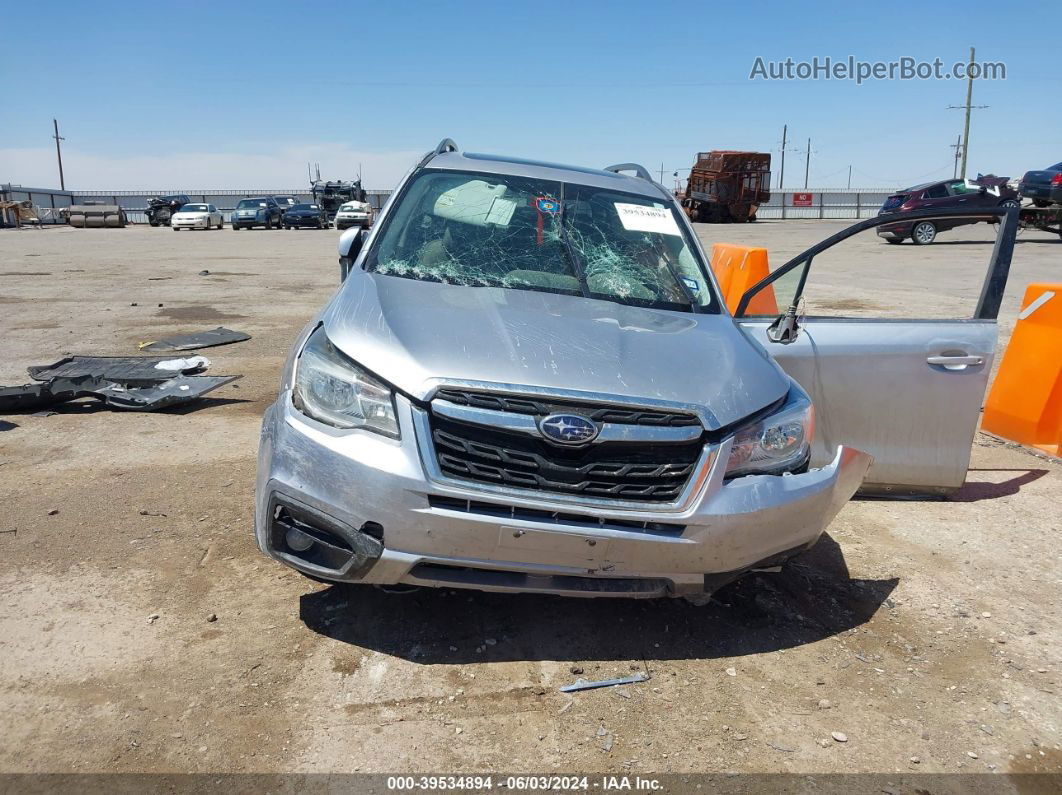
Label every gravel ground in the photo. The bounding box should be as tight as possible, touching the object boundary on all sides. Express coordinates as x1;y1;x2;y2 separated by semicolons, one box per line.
0;220;1058;782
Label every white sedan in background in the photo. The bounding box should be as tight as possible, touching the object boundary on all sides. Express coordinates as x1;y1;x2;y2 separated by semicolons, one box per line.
171;203;224;231
333;200;373;230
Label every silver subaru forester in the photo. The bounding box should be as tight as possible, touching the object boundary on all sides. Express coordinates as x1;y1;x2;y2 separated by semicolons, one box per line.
255;139;1016;599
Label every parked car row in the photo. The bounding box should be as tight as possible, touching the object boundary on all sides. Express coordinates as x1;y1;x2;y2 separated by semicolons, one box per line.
877;162;1061;244
158;194;375;231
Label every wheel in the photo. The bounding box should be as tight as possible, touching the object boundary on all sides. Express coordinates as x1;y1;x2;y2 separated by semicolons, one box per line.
885;238;903;245
172;227;178;232
911;221;937;245
149;220;158;227
264;218;273;230
217;220;223;229
1033;199;1049;208
232;225;239;230
999;199;1019;209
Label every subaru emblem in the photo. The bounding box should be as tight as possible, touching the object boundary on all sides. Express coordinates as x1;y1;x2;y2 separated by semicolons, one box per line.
538;413;600;445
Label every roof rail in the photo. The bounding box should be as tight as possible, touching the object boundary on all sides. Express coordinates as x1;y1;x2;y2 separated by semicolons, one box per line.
604;163;654;182
419;138;460;168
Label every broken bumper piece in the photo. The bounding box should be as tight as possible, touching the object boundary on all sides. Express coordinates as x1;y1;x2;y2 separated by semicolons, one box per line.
0;372;239;413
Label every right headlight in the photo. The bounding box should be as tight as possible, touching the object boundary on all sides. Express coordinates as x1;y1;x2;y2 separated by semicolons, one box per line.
724;388;814;478
292;327;400;438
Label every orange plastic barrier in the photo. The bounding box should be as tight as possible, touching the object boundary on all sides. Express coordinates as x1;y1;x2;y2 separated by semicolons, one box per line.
709;243;778;316
981;283;1062;456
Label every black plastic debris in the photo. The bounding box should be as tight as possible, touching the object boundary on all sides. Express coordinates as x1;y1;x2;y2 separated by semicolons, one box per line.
1;354;240;414
88;375;239;411
139;327;250;353
28;356;208;383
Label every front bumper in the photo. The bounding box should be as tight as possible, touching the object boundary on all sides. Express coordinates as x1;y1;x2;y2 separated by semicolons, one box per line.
172;218;210;228
255;394;872;598
284;216;324;226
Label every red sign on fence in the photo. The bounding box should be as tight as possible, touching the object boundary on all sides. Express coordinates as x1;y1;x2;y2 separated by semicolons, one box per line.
792;192;814;207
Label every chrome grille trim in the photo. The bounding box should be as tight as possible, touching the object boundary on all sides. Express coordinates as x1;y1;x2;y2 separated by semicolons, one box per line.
432;399;704;444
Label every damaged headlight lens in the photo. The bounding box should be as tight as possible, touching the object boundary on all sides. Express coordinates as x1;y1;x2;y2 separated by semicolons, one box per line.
724;389;814;478
292;327;400;437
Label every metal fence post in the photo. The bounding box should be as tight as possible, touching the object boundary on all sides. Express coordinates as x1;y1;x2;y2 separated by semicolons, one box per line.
781;192;787;220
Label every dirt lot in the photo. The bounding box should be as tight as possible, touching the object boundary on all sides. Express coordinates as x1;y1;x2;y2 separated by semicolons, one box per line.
1;220;1059;782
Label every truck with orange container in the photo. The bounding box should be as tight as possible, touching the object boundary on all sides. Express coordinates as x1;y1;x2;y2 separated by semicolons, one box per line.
680;150;771;223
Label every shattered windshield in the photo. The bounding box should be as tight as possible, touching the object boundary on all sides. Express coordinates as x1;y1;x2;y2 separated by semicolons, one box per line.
363;169;715;312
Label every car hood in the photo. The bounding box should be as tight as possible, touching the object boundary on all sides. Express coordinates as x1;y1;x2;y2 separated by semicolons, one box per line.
172;211;206;218
322;270;790;430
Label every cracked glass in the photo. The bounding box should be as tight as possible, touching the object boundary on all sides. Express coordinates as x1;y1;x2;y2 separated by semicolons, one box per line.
364;169;716;312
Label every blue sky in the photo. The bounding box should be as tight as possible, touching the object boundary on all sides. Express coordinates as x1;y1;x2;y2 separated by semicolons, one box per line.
2;0;1059;190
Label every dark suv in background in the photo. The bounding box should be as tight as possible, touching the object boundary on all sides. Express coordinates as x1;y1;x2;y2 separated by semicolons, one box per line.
877;176;1018;244
231;197;284;230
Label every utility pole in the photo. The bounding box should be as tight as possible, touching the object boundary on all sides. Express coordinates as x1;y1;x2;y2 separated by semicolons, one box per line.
950;134;963;179
52;119;66;190
803;137;812;189
779;124;787;189
658;162;665;184
847;165;852;189
948;47;987;180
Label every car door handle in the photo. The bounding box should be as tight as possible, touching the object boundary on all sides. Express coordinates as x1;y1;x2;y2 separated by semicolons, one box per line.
927;354;984;367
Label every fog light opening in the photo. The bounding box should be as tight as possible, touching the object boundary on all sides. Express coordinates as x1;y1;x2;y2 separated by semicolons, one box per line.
285;526;315;552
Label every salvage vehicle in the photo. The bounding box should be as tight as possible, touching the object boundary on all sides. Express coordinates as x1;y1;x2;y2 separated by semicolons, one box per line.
170;203;224;231
877;176;1018;244
231;197;283;230
1018;161;1062;207
283;203;330;229
334;199;373;230
273;195;299;212
255;139;1018;600
146;193;190;226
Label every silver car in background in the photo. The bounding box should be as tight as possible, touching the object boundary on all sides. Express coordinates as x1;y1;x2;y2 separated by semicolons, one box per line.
255;139;1017;600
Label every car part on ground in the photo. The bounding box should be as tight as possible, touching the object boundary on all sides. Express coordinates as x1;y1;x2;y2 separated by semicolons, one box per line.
66;204;127;228
0;373;238;412
27;355;210;382
560;673;649;693
680;151;771;223
138;327;251;353
145;194;191;226
1;354;239;413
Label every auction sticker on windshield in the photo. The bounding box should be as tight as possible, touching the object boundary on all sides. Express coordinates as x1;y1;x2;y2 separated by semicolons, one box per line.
614;202;681;236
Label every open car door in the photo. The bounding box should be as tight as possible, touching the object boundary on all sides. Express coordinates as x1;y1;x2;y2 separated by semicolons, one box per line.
734;207;1018;495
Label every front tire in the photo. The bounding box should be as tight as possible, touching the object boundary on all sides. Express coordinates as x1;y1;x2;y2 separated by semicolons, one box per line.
999;199;1019;209
885;237;903;245
911;221;937;245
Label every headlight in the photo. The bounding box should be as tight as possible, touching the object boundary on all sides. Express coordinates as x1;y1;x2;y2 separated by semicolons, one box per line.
725;388;814;477
292;327;399;437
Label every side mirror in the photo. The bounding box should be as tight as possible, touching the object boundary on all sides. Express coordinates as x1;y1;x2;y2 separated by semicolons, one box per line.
766;306;801;344
338;228;368;282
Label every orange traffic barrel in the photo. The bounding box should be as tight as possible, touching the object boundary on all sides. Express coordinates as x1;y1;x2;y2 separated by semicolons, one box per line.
981;283;1062;455
709;243;778;315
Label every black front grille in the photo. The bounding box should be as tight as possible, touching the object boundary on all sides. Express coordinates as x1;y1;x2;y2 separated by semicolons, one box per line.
429;413;702;502
434;388;700;427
